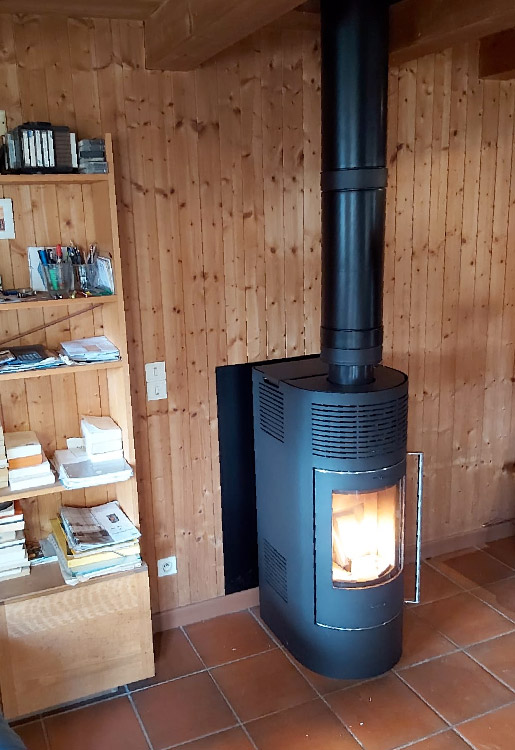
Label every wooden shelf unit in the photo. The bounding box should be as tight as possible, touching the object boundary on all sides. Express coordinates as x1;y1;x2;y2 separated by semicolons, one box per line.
0;134;154;719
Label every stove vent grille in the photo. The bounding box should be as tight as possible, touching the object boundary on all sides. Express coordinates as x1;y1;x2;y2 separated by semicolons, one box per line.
263;539;288;602
311;394;408;459
258;382;285;442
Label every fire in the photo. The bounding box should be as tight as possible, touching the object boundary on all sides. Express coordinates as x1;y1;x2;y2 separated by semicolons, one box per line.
332;485;398;584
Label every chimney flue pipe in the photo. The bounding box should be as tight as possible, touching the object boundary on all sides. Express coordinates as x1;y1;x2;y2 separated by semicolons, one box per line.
320;0;389;386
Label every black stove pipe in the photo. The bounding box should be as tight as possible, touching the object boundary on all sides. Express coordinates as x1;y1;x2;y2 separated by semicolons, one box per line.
320;0;389;386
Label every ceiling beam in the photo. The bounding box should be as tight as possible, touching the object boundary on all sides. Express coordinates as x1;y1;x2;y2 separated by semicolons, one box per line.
478;28;515;80
390;0;515;66
145;0;304;71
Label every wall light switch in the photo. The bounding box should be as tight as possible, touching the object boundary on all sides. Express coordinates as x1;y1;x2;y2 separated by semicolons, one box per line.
0;111;6;137
158;556;177;577
145;361;166;382
147;379;167;401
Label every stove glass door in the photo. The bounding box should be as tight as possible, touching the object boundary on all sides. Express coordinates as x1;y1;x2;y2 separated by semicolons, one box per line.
332;480;404;586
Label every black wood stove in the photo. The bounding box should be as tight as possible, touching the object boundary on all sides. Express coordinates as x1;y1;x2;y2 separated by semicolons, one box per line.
252;0;422;679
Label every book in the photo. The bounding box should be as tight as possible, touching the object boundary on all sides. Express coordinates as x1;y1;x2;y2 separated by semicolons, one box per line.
8;453;44;470
0;530;24;548
81;415;122;443
48;534;140;586
9;455;52;482
60;336;120;364
0;500;23;524
8;473;55;492
0;566;30;581
27;538;58;566
0;500;14;518
5;431;41;460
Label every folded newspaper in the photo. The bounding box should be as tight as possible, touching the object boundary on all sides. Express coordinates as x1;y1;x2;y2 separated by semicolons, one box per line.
53;447;132;489
59;501;141;553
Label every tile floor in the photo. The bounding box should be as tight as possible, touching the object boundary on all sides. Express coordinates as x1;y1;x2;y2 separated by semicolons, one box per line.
10;537;515;750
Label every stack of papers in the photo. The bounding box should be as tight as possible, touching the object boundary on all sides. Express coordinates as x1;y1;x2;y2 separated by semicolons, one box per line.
81;416;123;463
0;500;28;581
0;345;65;375
49;501;141;585
60;336;120;364
53;447;132;489
6;431;56;491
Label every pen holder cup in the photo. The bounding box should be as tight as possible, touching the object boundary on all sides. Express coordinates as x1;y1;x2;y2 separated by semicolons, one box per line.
41;262;74;297
74;263;99;293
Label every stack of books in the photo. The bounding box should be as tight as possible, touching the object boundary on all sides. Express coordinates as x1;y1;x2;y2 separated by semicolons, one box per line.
49;500;141;585
0;424;8;489
6;431;56;492
82;416;123;462
0;500;28;581
60;336;120;364
0;345;64;375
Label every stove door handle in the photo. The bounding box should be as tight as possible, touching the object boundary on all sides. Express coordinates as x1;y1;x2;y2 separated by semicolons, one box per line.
405;451;424;605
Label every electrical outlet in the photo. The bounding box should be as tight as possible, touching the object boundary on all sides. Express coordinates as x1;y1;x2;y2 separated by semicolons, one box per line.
147;379;167;401
158;556;177;577
145;361;166;382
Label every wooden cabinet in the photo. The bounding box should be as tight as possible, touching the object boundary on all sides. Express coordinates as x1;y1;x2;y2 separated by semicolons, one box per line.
0;135;154;719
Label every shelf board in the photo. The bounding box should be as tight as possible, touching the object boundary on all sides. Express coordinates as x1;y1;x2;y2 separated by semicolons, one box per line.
0;360;122;382
0;294;117;311
0;468;133;502
0;172;109;186
0;563;147;605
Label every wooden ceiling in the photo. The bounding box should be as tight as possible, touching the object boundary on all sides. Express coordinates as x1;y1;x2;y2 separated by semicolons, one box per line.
0;0;161;19
1;0;515;77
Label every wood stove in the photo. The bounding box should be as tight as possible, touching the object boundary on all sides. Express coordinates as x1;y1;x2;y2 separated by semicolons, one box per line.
252;0;422;679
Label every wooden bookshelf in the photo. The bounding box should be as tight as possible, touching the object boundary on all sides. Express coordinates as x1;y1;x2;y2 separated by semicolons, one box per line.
0;172;109;186
0;134;154;719
0;470;133;502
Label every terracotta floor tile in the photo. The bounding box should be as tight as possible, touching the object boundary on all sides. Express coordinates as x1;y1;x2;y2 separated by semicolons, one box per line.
467;631;515;689
408;731;472;749
482;536;515;569
212;649;315;722
13;720;47;750
404;562;465;604
175;727;254;749
473;577;515;621
44;697;148;750
129;627;204;690
396;609;457;669
429;549;514;590
457;702;515;749
185;611;274;667
289;654;360;695
327;672;445;750
401;651;513;724
133;672;235;749
246;698;361;750
414;592;513;646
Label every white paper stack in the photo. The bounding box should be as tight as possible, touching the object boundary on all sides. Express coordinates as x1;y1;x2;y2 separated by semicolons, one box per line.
60;336;120;364
81;416;123;463
0;424;7;488
5;431;56;491
53;447;133;490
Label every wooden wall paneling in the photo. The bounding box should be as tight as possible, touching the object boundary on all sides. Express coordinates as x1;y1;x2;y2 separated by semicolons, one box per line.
392;61;416;375
195;60;227;592
261;30;286;359
12;15;49;124
435;45;468;529
43;16;77;131
497;85;515;518
240;37;267;363
422;49;452;539
0;15;22;129
161;71;195;607
479;80;515;520
171;71;218;603
282;31;304;359
120;37;161;605
466;76;500;529
383;66;400;364
409;55;434;453
67;17;101;139
217;49;247;366
145;68;180;610
301;31;321;356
